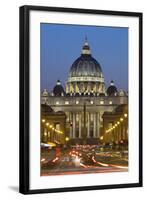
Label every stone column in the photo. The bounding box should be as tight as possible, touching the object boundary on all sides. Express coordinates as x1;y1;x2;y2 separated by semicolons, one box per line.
79;113;82;138
96;112;100;138
87;113;90;138
69;113;73;138
93;113;97;138
73;113;76;138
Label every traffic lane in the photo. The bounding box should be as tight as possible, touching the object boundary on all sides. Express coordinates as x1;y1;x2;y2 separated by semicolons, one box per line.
41;149;128;170
41;151;128;176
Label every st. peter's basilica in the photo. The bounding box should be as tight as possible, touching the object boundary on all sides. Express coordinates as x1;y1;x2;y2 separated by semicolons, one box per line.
41;38;128;146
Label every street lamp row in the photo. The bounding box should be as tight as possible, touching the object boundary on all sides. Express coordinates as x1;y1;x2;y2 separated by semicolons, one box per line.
42;119;63;134
105;113;128;134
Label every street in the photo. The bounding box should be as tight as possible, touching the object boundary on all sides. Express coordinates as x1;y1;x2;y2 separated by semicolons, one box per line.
41;146;128;176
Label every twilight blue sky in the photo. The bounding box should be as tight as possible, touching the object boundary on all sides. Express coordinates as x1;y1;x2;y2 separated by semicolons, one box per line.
41;23;128;92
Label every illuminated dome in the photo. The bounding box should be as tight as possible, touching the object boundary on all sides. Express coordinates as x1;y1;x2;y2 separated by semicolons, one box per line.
66;38;105;95
107;80;118;96
42;89;49;97
119;89;127;96
53;80;65;96
69;54;102;79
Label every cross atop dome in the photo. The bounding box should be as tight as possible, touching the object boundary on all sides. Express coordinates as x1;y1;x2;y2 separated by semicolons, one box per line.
82;37;91;55
84;36;88;45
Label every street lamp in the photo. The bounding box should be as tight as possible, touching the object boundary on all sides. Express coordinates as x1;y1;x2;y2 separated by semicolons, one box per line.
42;119;45;123
100;136;103;144
120;118;124;122
41;119;46;143
65;137;70;142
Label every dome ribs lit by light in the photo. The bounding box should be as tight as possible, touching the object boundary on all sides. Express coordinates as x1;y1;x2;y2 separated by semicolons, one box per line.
66;38;105;95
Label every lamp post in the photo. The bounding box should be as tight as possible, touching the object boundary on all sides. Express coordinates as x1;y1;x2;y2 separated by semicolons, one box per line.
41;119;46;143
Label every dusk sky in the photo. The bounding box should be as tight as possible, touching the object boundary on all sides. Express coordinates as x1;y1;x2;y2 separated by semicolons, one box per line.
41;23;128;92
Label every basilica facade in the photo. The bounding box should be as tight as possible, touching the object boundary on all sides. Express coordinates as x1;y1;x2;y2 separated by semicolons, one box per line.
41;39;128;145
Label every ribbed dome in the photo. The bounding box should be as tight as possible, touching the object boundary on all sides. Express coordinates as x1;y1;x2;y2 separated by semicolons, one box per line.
66;38;105;95
107;80;118;96
53;80;65;96
42;89;49;97
119;89;127;96
69;54;102;78
68;38;103;80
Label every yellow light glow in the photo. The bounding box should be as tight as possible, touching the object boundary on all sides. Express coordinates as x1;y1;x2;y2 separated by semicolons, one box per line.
90;101;94;104
49;125;52;128
124;113;128;118
100;136;103;140
42;119;45;123
117;121;120;124
65;137;70;141
76;101;79;104
100;100;104;105
109;101;112;105
120;118;123;122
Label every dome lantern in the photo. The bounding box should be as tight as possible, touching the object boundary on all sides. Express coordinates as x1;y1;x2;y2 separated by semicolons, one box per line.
110;80;114;86
81;37;91;55
56;79;61;85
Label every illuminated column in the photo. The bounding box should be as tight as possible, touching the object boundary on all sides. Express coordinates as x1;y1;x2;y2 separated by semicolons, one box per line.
93;113;97;138
75;82;79;93
96;112;100;138
73;113;76;138
87;83;91;93
66;83;69;93
79;113;82;138
69;113;73;138
87;113;90;138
